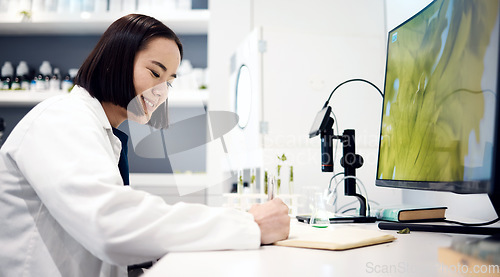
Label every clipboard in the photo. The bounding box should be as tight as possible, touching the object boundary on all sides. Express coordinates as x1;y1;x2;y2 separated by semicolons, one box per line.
274;224;396;251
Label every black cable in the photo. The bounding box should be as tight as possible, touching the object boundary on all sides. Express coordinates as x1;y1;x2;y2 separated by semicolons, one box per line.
324;78;384;108
443;217;500;227
337;200;380;214
328;172;344;192
320;79;383;215
341;207;357;214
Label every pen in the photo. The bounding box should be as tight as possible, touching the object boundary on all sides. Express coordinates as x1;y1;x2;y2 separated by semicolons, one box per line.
268;176;275;201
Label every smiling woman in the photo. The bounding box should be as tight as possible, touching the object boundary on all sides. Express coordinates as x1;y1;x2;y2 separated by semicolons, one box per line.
126;37;180;126
75;13;183;129
0;13;290;277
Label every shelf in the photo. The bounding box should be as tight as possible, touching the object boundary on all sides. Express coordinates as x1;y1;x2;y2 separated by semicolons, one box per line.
0;90;65;106
0;89;209;107
0;9;209;35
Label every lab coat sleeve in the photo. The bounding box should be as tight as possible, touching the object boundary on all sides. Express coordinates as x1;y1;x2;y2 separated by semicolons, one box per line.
11;99;261;266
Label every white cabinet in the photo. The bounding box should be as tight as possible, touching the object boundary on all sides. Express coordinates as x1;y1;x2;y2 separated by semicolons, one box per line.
130;173;208;205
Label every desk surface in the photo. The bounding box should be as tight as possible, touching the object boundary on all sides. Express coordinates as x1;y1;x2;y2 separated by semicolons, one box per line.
142;221;484;277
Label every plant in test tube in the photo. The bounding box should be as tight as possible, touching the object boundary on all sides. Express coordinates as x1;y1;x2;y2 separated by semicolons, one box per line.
277;154;287;194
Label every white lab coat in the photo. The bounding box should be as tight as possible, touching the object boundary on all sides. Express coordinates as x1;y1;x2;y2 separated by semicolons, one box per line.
0;86;261;277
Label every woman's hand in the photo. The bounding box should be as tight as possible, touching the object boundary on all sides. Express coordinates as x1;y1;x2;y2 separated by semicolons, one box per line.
248;198;290;245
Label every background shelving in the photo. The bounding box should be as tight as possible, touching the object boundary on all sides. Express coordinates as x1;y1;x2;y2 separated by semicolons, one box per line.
0;8;210;107
0;5;210;200
0;9;209;35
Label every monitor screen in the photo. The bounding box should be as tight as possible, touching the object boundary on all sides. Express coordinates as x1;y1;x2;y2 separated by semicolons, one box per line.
376;0;500;194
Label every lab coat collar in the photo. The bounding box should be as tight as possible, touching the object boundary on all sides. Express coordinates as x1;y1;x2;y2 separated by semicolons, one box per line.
70;86;123;163
70;86;113;131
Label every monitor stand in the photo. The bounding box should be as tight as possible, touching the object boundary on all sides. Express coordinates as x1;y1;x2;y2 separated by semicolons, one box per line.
378;222;500;235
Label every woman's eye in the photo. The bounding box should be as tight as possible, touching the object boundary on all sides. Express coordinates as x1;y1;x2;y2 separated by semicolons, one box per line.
150;70;160;78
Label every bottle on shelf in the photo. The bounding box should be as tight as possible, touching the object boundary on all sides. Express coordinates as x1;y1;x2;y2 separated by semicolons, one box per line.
44;75;50;89
11;76;21;90
16;61;31;90
50;68;61;91
37;61;52;91
35;74;45;91
1;61;14;90
30;77;37;91
61;68;78;92
61;74;73;92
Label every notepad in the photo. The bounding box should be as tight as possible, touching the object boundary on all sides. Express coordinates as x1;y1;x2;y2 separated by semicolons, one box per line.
274;224;396;250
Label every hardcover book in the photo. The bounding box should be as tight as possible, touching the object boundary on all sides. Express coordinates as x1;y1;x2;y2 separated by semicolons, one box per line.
375;205;447;222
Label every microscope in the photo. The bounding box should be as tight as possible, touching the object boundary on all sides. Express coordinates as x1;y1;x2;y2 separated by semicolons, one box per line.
308;105;376;223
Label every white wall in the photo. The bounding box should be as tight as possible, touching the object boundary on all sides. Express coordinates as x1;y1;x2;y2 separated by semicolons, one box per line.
207;0;402;212
207;0;498;221
255;0;401;214
384;0;432;31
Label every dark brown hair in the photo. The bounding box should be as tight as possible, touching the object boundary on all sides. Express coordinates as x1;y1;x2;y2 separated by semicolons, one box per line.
75;14;183;129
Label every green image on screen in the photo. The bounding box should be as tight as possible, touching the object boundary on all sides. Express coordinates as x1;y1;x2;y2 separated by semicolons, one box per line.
378;0;499;182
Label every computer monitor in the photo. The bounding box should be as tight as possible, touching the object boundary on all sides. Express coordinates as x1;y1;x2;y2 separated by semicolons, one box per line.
376;0;500;218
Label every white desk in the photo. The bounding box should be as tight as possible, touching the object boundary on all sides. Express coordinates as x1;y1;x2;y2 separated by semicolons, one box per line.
142;221;482;277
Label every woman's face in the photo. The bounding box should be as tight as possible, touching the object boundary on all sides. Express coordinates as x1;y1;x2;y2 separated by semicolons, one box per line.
129;37;181;124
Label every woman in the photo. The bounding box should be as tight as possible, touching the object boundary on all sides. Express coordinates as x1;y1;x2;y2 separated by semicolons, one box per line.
0;14;290;277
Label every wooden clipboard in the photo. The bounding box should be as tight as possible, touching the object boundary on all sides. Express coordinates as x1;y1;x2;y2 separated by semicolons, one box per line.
274;224;396;251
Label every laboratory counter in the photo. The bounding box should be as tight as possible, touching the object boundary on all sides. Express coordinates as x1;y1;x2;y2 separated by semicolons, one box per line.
142;220;492;277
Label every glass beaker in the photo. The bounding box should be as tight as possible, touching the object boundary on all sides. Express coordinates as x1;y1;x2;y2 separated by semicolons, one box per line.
309;192;331;227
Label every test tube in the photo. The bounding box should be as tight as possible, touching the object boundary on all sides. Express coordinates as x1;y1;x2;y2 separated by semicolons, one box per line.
237;169;244;194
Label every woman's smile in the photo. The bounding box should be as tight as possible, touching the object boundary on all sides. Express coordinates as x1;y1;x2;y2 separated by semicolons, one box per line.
141;94;157;113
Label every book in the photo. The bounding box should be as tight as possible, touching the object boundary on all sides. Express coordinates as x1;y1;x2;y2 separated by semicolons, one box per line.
375;205;447;222
274;224;396;251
